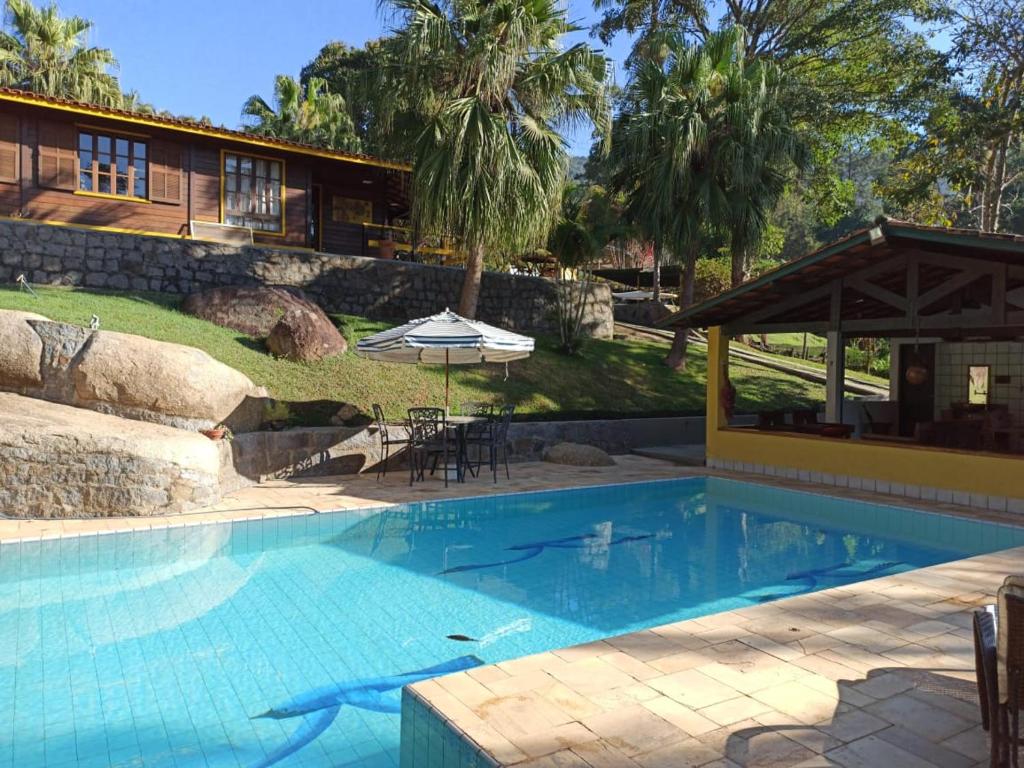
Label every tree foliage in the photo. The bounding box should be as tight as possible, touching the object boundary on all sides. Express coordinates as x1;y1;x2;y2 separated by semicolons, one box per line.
300;40;400;156
380;0;611;318
0;0;123;105
242;74;361;152
608;26;804;367
878;0;1023;232
594;0;946;250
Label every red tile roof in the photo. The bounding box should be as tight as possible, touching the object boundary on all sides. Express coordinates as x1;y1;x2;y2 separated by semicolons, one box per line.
0;87;411;171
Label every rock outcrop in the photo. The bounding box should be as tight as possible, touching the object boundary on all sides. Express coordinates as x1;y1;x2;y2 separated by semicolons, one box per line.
0;392;222;517
0;310;268;431
181;285;343;340
266;307;347;362
542;441;616;467
0;309;46;386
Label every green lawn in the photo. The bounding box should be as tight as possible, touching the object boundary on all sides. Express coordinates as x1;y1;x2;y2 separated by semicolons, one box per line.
764;332;826;356
0;285;824;421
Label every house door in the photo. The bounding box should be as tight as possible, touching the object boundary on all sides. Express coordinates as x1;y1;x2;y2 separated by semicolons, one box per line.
898;343;935;437
310;184;323;252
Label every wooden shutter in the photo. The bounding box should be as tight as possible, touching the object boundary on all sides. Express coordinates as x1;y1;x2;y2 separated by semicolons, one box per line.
149;140;183;204
0;116;19;183
37;120;75;190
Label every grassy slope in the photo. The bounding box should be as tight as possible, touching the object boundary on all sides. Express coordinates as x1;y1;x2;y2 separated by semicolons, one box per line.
0;286;824;417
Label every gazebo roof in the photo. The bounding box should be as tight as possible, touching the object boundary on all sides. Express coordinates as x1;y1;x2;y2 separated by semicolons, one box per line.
665;219;1024;337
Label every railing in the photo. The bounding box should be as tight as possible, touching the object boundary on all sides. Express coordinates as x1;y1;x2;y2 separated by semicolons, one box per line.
361;222;459;264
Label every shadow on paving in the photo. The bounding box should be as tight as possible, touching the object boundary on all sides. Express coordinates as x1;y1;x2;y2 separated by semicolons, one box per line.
724;666;986;767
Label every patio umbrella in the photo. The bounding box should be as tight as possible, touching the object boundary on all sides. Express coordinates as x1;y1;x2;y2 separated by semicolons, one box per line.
355;309;535;415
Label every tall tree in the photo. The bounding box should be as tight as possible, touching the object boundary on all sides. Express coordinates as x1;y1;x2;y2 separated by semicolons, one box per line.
0;0;122;105
592;0;687;64
301;40;399;156
611;27;803;368
242;75;361;152
877;0;1023;232
722;57;807;286
381;0;611;318
596;0;945;246
945;0;1022;232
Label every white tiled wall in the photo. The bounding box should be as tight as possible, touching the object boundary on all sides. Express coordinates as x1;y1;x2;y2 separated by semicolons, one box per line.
934;341;1024;420
706;456;1024;514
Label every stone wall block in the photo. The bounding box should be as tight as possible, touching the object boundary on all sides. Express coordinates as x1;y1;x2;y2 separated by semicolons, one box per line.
0;219;614;338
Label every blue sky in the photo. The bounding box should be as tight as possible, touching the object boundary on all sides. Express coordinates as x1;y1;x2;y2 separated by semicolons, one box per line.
55;1;948;156
57;0;629;155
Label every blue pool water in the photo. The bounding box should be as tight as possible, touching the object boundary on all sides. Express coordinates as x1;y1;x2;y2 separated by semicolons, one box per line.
2;476;1022;768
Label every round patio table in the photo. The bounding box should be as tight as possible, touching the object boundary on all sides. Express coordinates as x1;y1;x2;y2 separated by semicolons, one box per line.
445;415;487;482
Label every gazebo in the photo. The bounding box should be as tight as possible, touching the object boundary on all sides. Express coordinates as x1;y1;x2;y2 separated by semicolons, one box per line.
667;218;1024;511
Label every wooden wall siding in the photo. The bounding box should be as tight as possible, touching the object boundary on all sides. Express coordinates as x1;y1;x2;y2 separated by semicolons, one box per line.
0;102;404;250
37;121;76;190
0;115;18;183
148;140;183;205
189;145;220;225
318;177;384;255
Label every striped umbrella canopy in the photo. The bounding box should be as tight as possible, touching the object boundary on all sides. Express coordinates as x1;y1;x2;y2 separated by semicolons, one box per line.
355;309;534;413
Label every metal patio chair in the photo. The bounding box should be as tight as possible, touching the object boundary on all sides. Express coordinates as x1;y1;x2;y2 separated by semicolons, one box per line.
372;404;409;482
407;407;453;487
974;575;1024;766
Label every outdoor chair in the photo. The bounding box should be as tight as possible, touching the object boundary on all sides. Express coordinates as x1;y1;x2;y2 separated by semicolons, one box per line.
973;575;1024;766
468;405;516;483
372;404;410;482
460;402;495;477
407;407;453;487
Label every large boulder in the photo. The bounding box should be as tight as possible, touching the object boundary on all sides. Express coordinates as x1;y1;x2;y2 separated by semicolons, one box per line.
0;310;269;432
0;309;47;387
266;307;348;362
542;441;615;467
0;392;222;517
72;327;269;430
181;285;338;339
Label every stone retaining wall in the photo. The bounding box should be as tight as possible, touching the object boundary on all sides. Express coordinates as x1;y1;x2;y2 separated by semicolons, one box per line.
228;416;710;481
0;218;613;338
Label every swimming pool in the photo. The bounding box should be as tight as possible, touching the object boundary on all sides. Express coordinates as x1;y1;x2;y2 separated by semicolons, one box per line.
2;476;1021;768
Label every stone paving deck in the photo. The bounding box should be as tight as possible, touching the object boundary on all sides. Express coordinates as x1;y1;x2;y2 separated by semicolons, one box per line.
1;455;1018;766
407;540;1019;768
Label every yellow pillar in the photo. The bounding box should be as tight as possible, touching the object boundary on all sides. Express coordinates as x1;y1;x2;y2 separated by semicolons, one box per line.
705;327;730;449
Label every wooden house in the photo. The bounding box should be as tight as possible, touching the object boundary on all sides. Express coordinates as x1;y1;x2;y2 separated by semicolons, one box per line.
0;88;446;258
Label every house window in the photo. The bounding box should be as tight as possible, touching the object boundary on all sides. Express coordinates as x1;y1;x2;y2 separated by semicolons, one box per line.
78;131;147;198
223;153;283;232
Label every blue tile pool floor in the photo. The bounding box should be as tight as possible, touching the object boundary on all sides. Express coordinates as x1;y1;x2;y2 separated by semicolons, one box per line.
2;476;1022;768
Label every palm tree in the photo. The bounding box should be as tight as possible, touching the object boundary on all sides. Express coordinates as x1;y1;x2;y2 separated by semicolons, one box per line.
723;59;807;286
381;0;611;318
612;27;805;367
242;75;361;153
612;28;745;369
0;0;122;105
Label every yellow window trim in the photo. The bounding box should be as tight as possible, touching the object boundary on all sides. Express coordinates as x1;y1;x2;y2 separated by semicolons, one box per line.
74;189;152;204
219;148;287;238
0;90;410;171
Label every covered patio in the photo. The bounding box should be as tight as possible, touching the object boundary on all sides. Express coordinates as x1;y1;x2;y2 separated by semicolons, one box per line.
668;218;1024;511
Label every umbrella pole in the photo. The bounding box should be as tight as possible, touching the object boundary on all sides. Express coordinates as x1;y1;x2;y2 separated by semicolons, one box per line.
445;349;450;418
